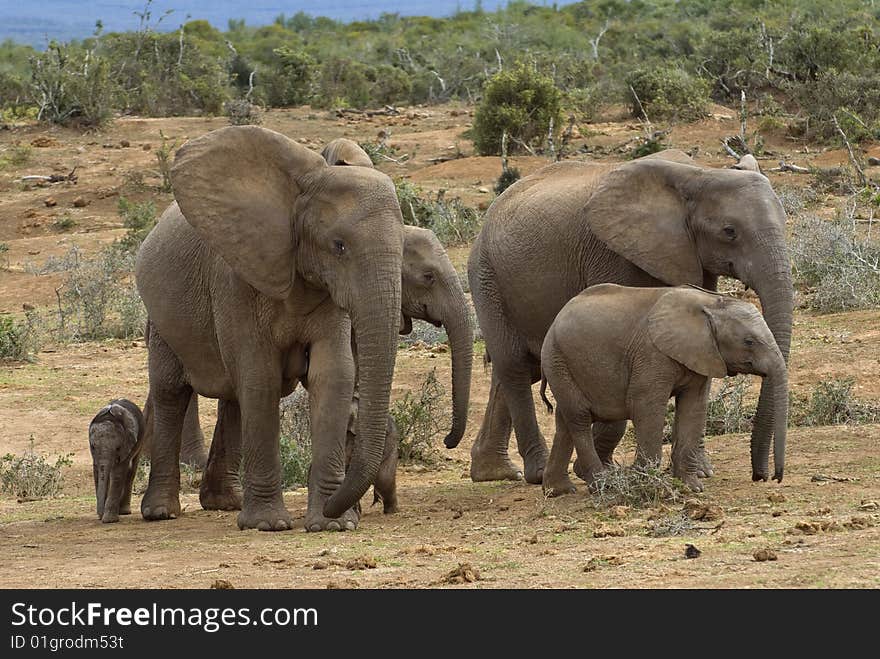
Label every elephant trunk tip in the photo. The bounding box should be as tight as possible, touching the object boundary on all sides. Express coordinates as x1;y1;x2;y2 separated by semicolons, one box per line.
444;430;463;449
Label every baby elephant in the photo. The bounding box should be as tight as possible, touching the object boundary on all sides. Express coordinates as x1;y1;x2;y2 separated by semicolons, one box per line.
344;393;399;514
540;284;788;495
88;399;147;523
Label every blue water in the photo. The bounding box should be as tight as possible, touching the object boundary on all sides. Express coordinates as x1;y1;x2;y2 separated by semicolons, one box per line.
0;1;576;47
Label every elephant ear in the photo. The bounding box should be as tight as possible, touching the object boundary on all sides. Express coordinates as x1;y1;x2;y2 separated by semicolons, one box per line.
321;139;374;167
585;159;704;285
171;126;327;300
648;288;727;378
107;403;139;448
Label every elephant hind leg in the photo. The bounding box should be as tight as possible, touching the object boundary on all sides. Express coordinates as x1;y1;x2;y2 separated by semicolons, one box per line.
180;391;208;469
542;409;577;497
200;399;243;511
587;420;628;468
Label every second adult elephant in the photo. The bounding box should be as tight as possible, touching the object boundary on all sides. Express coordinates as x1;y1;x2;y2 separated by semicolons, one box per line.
466;153;793;485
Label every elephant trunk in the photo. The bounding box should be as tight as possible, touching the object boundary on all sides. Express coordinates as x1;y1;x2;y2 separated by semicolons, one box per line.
751;246;793;481
769;358;789;483
94;461;110;518
442;280;474;449
323;256;401;519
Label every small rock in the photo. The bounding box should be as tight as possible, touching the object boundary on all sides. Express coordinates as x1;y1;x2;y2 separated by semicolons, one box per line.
119;139;130;148
477;187;489;194
772;510;784;517
609;505;629;519
312;561;328;570
44;198;57;207
845;516;875;530
867;156;880;167
685;500;724;521
478;200;491;211
72;196;88;208
583;555;624;572
527;532;539;544
858;500;878;511
210;579;234;589
767;492;786;503
753;549;778;562
345;556;377;571
593;526;625;538
142;143;152;151
685;544;701;559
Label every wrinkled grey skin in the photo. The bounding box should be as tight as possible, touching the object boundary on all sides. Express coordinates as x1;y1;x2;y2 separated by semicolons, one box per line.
136;126;405;532
88;399;146;523
540;285;788;496
142;393;207;469
467;149;792;486
196;140;473;517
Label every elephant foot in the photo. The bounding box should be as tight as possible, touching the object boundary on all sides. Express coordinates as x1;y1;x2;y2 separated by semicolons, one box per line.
141;487;181;521
237;503;294;532
675;470;704;493
542;473;576;497
694;445;714;479
101;511;120;524
522;451;547;485
374;490;399;515
118;505;131;515
305;505;360;533
470;452;523;482
200;482;243;511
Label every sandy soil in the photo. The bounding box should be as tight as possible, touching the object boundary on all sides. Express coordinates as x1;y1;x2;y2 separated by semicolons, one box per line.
1;102;878;588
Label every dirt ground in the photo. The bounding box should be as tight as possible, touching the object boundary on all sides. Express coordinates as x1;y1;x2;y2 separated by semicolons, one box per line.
1;103;878;588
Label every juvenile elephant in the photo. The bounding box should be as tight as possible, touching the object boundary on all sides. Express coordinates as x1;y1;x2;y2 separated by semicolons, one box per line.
466;151;793;486
88;399;147;523
136;126;405;532
540;285;788;495
194;140;473;518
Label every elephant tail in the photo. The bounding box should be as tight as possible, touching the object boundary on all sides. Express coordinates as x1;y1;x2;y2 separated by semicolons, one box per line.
539;373;553;414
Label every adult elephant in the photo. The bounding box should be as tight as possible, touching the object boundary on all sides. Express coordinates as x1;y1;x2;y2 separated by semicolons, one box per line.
196;139;474;515
465;151;793;485
136;126;404;532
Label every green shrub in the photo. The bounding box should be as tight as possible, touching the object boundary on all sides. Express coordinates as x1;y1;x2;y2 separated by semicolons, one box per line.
224;99;261;125
705;375;753;436
278;388;312;489
261;46;315;107
117;197;157;251
394;181;481;246
791;212;880;312
371;64;412;106
626;66;709;122
0;311;42;362
0;438;73;499
0;143;32;170
794;377;880;427
314;57;374;109
29;42;115;127
790;72;880;143
494;167;521;195
391;368;445;464
472;62;562;155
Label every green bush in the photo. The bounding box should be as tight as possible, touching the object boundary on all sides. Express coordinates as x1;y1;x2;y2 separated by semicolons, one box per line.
394;181;481;246
278;388;312;489
791;212;880;312
494;167;521;195
472;62;562;155
29;42;115;127
590;463;686;508
0;438;73;499
314;57;374;109
626;66;710;122
224;99;262;125
705;375;753;436
117;197;157;250
391;369;445;464
793;377;880;427
261;46;315;107
0;311;42;362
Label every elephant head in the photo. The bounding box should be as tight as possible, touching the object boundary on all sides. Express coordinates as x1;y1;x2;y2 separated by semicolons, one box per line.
321;139;475;450
585;157;793;482
648;287;788;481
400;227;474;448
88;400;144;521
169;126;404;519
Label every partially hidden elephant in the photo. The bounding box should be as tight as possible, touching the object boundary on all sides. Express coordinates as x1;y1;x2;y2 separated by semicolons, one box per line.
88;399;147;523
194;138;473;517
135;125;405;532
539;284;788;495
466;149;793;486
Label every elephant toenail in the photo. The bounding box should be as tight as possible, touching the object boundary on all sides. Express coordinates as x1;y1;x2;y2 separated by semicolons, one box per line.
345;521;356;530
257;521;271;531
327;521;341;531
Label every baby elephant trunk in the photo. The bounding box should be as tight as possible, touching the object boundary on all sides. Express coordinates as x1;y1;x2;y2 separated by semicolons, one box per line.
769;361;789;483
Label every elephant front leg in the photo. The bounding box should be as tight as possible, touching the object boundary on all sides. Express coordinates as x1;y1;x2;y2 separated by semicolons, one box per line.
470;370;522;482
631;395;672;475
305;337;360;532
670;379;711;492
101;463;133;523
200;399;243;511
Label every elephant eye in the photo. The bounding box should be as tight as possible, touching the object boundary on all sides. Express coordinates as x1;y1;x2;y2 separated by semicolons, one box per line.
333;239;347;256
744;337;755;347
722;225;737;240
423;271;435;286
